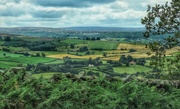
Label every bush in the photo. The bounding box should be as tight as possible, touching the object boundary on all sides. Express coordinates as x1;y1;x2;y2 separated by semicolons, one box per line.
129;48;137;52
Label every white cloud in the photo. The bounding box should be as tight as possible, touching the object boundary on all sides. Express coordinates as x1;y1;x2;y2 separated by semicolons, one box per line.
0;0;172;27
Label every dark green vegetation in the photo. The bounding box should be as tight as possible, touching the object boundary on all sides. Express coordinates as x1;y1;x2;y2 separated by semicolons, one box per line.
0;70;180;109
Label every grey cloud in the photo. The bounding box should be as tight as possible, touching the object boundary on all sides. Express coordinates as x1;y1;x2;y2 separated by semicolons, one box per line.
31;0;116;7
0;7;25;17
0;0;21;5
30;10;65;18
99;17;142;27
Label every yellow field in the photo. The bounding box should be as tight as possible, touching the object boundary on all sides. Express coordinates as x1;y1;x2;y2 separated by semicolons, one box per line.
103;52;151;61
166;46;180;55
47;54;103;59
117;43;148;51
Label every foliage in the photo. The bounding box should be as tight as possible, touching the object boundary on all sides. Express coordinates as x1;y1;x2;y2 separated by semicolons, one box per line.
0;71;179;109
141;0;180;79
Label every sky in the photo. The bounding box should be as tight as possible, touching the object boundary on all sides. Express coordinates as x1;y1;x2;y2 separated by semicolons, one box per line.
0;0;171;28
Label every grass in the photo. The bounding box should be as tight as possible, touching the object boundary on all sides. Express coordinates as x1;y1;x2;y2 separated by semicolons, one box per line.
8;47;30;52
45;59;64;64
0;41;4;45
4;57;56;64
88;41;119;50
0;50;23;58
0;61;19;69
0;56;57;69
32;72;58;78
61;39;119;50
113;65;152;74
61;39;88;44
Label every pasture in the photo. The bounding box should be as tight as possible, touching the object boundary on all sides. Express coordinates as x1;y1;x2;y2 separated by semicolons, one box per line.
61;39;88;44
113;65;152;74
0;50;58;69
88;41;119;50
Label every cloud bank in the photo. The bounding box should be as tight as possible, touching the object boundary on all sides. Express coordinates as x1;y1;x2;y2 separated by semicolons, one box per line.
0;0;171;27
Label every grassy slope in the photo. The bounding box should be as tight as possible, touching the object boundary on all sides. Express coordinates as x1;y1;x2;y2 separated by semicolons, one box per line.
113;65;152;74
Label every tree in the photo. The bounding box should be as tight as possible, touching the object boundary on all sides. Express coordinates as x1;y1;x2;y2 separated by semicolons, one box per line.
127;55;133;62
36;53;40;57
103;52;107;58
4;36;11;41
129;49;137;52
70;44;75;49
24;52;30;57
119;55;126;64
85;51;91;55
79;46;88;52
91;38;96;41
41;53;46;57
3;53;6;57
141;0;180;79
96;37;101;40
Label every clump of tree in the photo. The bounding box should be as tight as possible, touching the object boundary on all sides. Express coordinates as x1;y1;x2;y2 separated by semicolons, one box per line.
78;46;88;52
141;0;180;79
2;47;10;52
4;36;11;41
119;55;146;66
70;44;75;49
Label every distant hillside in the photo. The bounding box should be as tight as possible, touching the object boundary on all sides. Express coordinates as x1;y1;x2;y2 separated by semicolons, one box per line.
64;27;145;32
0;27;145;38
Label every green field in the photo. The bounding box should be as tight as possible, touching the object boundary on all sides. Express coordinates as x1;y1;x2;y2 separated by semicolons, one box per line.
0;41;4;45
32;72;58;78
88;41;119;50
61;39;120;50
113;65;152;74
0;61;19;68
0;57;56;64
61;39;88;44
0;50;57;69
0;51;23;57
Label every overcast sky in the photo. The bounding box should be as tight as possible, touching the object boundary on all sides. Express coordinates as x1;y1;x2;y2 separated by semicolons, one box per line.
0;0;171;27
